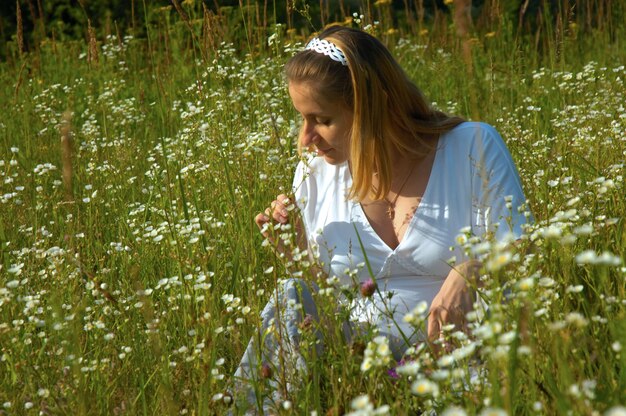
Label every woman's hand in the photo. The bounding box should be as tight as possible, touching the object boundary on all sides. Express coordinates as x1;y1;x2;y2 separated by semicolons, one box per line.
255;194;305;259
255;194;292;234
427;260;481;345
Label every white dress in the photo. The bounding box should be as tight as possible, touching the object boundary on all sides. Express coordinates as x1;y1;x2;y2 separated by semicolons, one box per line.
293;121;530;345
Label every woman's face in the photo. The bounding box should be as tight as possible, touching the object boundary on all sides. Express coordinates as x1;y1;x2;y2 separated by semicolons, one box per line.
288;81;353;165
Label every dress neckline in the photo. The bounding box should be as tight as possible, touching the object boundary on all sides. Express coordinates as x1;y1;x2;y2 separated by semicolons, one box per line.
347;137;442;253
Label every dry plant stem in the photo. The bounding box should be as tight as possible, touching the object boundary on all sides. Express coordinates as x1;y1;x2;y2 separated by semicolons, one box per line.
88;19;99;65
16;0;24;56
14;61;27;103
172;0;208;62
60;110;74;201
36;0;45;35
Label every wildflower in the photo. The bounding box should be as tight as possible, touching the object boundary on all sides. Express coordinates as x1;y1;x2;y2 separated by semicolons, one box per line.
345;394;390;415
517;277;534;291
575;250;622;266
485;251;512;272
361;336;391;373
575;251;598;264
350;394;371;410
479;408;507;416
7;263;23;275
538;277;556;287
597;251;622;266
360;278;377;297
437;354;455;367
566;285;584;293
498;331;517;344
387;365;400;380
605;406;626;416
442;406;468;416
565;312;588;328
582;379;596;399
541;225;562;239
403;301;428;326
566;196;580;206
568;383;581;398
432;369;451;380
396;360;420;376
411;378;439;397
452;342;477;360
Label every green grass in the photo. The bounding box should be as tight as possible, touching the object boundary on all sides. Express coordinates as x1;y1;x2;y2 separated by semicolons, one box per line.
1;4;626;415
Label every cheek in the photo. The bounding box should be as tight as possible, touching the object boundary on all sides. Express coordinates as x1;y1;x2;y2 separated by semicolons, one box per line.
340;126;352;146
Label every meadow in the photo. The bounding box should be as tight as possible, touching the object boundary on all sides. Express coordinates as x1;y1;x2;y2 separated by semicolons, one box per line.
1;1;626;414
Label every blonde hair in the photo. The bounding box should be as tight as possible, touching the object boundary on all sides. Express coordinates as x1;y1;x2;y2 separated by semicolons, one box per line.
286;26;464;201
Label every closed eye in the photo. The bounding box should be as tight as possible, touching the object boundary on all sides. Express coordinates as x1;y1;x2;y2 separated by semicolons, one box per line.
316;117;331;126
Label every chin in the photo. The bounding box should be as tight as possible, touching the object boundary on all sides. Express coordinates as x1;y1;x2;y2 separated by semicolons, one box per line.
322;155;348;165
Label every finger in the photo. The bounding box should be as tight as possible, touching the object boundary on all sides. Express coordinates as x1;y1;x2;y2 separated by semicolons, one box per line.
255;212;271;232
427;315;445;356
271;200;289;223
277;194;291;205
273;199;289;215
427;312;441;342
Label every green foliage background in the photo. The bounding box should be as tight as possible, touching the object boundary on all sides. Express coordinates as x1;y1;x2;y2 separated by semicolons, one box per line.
0;0;625;415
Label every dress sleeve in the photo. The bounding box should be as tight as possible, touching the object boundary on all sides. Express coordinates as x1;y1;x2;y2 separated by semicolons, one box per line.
470;124;531;241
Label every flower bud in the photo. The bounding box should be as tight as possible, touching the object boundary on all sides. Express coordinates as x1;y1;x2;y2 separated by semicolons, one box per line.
360;279;377;298
260;363;272;379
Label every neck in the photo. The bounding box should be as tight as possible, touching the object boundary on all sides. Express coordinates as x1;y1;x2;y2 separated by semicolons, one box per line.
388;148;414;179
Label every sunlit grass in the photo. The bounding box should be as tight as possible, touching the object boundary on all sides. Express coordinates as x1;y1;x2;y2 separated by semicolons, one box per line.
1;6;625;415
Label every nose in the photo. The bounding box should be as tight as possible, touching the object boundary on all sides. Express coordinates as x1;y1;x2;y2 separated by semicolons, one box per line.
300;120;318;148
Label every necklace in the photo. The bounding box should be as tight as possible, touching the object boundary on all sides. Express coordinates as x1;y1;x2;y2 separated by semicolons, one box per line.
384;162;417;220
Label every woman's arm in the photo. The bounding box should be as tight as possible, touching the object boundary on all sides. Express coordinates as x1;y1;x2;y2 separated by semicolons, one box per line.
427;259;482;343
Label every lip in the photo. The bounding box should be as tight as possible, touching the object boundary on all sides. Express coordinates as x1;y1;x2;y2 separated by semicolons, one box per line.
315;147;332;156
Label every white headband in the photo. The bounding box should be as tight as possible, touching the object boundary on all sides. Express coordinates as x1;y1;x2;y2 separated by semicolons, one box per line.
305;38;348;66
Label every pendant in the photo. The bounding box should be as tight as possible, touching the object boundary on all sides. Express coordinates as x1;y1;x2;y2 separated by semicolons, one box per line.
387;204;395;220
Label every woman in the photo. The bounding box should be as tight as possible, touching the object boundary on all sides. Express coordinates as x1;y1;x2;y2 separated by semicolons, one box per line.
236;25;529;409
